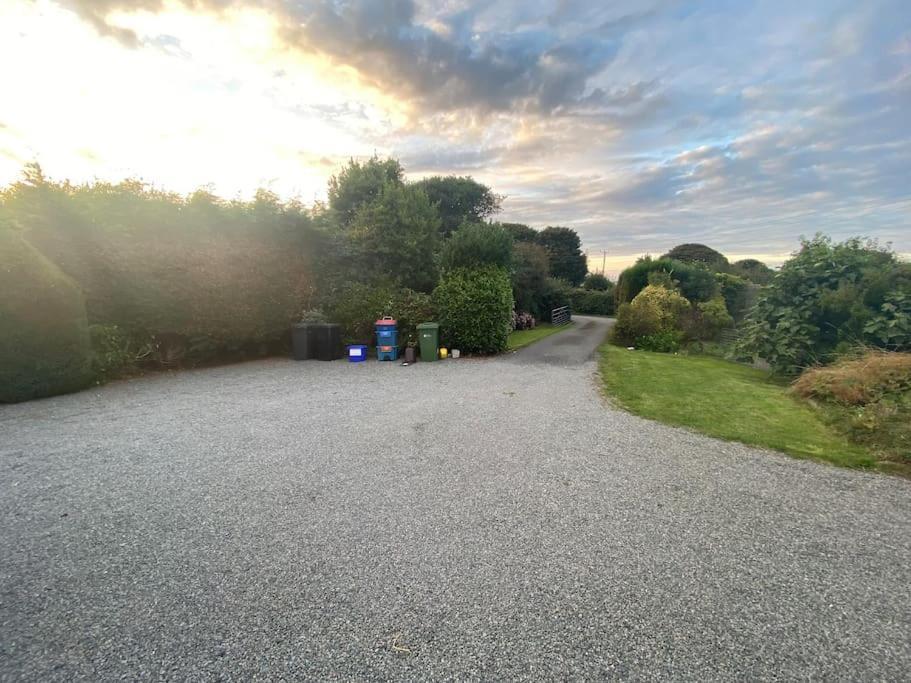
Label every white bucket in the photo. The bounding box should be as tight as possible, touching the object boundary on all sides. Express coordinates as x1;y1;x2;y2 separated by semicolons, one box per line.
452;349;460;359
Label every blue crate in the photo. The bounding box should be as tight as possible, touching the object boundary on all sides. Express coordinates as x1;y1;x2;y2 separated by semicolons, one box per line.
376;329;398;344
347;345;368;362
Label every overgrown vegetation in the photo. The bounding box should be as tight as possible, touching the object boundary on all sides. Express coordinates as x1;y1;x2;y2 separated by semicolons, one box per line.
792;351;910;472
434;267;514;353
738;236;911;373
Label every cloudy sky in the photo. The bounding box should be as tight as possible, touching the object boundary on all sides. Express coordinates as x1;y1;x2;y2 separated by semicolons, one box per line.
1;0;909;274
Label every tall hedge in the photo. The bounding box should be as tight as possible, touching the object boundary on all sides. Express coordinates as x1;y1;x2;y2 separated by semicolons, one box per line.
433;266;513;353
2;177;315;365
0;230;92;402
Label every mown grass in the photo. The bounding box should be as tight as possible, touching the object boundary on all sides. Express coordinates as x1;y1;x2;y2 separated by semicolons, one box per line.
598;344;876;470
507;322;573;351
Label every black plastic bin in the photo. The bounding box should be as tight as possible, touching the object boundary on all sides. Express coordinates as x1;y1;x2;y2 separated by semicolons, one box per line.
313;323;342;361
292;323;317;360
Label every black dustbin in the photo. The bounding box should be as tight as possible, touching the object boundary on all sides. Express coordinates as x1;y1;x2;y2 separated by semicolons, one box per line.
313;323;342;361
292;323;317;360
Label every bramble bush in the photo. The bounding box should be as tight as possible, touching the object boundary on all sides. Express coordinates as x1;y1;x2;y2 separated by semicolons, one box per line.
433;266;513;353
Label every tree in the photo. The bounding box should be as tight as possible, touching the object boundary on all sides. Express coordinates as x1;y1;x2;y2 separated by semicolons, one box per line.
500;222;538;243
412;176;501;237
328;156;404;226
440;222;513;272
349;184;440;292
661;243;729;270
537;226;587;286
732;258;774;285
582;273;612;291
511;242;550;318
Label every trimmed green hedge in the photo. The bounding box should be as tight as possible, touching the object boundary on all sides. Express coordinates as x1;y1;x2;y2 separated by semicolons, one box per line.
0;230;92;402
433;266;513;353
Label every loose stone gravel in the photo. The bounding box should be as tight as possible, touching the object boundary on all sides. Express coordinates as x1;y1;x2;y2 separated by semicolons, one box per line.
1;320;909;680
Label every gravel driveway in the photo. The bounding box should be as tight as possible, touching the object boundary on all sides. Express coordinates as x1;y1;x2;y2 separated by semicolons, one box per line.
2;316;909;680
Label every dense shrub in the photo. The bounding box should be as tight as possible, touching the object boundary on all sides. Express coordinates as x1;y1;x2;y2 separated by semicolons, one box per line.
738;236;911;373
440;222;513;271
637;330;683;353
612;285;690;348
616;257;718;304
0;230;92;402
433;266;513;353
88;324;152;380
570;288;615;315
323;282;433;345
537;277;574;322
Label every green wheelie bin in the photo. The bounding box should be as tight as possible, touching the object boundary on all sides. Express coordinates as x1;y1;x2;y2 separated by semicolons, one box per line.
417;322;439;361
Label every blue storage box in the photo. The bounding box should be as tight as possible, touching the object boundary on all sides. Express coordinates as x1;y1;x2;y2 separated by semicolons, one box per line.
347;345;368;362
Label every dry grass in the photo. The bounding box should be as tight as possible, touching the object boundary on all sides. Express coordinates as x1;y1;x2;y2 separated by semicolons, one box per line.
792;350;911;473
792;350;911;405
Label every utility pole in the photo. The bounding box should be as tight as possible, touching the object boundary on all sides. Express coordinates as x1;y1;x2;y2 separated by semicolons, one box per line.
601;250;606;276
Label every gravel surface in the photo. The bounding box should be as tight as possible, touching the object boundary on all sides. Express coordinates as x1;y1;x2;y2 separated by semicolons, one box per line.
2;317;909;680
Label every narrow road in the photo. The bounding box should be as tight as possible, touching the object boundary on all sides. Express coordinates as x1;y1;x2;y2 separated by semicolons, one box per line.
508;315;614;365
1;325;909;680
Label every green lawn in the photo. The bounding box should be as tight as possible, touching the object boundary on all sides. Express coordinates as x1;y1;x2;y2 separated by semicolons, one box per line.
507;322;572;351
599;344;876;469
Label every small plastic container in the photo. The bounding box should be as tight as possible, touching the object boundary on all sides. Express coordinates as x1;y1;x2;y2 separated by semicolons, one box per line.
452;349;460;359
347;345;368;362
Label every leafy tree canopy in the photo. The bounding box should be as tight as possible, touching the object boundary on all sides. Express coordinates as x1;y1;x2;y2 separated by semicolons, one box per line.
500;222;538;243
732;258;775;285
412;176;501;237
537;226;587;287
328;156;404;226
661;243;729;270
440;222;513;272
349;184;440;293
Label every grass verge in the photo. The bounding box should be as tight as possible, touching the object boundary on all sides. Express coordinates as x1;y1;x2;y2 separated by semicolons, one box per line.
507;323;573;351
598;343;876;470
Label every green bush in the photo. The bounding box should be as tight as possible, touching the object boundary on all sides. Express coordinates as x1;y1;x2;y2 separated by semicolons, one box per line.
694;296;735;340
440;222;513;272
570;288;615;315
661;243;729;270
88;324;154;380
433;266;513;353
612;285;690;348
738;235;911;373
616;257;718;304
0;230;92;402
732;258;775;285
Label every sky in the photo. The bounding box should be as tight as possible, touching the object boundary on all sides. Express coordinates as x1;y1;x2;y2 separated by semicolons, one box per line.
1;0;909;276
